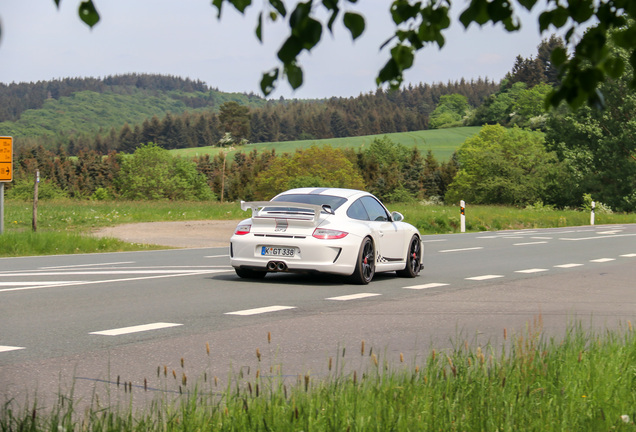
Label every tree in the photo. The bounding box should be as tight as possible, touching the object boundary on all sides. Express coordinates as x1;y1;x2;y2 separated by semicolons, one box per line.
61;0;636;110
428;94;469;129
545;40;636;212
253;145;365;199
218;101;251;144
445;125;568;206
117;143;215;200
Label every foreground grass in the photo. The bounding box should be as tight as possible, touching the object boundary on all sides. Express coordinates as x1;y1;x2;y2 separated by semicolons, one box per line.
3;321;636;431
1;199;634;257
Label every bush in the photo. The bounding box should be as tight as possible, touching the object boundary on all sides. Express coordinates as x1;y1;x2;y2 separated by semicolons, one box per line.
5;178;68;200
117;143;215;201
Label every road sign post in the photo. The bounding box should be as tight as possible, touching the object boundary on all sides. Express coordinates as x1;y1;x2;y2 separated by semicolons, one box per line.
0;136;13;234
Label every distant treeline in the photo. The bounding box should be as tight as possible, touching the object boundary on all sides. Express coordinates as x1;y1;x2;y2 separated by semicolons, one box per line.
7;74;499;156
8;140;458;204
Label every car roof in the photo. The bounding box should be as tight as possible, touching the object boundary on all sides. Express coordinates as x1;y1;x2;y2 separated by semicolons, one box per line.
274;188;369;200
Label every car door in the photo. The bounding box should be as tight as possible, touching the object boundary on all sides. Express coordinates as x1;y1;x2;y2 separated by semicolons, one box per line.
359;196;405;262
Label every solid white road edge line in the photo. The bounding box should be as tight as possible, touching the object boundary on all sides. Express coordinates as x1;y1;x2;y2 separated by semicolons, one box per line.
40;261;136;269
90;322;183;336
0;270;233;293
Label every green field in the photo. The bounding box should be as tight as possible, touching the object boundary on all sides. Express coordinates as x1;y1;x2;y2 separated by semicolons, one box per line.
171;126;481;161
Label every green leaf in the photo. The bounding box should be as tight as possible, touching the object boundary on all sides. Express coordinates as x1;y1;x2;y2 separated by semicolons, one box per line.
285;63;303;89
256;13;263;41
517;0;538;10
212;0;224;18
343;12;365;40
486;0;513;23
296;18;323;49
568;0;594;23
269;0;286;16
277;36;303;63
260;69;279;96
78;1;100;28
377;58;401;86
538;11;553;32
550;46;568;67
391;0;421;25
603;56;624;79
391;44;414;70
228;0;252;13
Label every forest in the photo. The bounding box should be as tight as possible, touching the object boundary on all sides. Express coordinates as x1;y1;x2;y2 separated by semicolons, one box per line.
3;35;636;212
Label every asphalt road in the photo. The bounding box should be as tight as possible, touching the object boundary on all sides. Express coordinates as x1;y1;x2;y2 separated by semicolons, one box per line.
1;223;635;408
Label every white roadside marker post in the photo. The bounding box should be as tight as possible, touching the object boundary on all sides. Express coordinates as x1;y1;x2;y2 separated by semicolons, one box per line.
460;200;466;233
590;201;595;226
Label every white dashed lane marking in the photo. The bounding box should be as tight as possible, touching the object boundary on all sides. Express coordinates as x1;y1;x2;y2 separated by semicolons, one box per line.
439;247;483;253
403;283;449;290
590;258;616;263
554;263;584;268
225;306;296;316
466;275;504;281
0;346;25;353
326;293;382;301
90;322;183;336
620;253;636;258
515;268;549;274
514;241;548;246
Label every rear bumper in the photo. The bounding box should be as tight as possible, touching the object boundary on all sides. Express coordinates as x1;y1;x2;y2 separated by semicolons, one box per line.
230;234;361;276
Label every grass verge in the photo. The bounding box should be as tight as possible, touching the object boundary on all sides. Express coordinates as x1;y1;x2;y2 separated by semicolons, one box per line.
3;320;636;431
1;199;634;257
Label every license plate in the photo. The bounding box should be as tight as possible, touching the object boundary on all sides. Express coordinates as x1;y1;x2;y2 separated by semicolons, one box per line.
261;246;295;257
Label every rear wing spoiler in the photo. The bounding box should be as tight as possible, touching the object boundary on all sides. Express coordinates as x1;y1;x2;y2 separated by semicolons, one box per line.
240;201;328;223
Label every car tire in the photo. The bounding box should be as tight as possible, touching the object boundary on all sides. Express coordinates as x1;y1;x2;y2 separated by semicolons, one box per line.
396;235;422;278
235;267;267;279
350;237;375;284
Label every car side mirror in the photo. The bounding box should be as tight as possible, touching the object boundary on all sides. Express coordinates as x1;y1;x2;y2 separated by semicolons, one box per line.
391;211;404;222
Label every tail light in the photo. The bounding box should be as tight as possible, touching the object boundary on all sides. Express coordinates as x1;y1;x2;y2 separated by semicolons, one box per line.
235;224;251;235
313;228;348;240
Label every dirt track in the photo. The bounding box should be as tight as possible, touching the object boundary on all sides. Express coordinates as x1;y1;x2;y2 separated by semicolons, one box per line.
93;220;240;248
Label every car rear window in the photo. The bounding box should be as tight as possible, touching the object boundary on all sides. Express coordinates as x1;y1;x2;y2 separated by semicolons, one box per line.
272;194;348;211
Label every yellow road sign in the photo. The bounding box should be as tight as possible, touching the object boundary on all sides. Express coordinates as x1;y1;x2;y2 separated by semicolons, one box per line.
0;163;11;182
0;137;13;182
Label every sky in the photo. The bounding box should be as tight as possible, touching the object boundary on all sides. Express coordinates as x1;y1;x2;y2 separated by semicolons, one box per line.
0;0;553;100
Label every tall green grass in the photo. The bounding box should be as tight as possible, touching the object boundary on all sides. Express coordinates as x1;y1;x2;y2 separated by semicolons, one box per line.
3;321;636;431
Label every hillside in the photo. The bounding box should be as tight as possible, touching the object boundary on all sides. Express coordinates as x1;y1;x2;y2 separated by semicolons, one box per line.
2;74;498;155
0;78;266;139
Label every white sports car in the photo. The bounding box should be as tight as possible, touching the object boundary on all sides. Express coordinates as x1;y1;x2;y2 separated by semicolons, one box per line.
229;188;423;284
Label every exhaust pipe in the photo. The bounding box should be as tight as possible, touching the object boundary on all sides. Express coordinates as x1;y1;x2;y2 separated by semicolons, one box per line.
266;261;288;272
